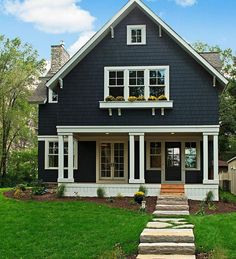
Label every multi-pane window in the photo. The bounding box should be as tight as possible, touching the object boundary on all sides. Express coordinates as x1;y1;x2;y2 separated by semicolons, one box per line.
105;66;169;100
100;142;125;179
131;29;142;43
167;147;181;167
46;141;77;169
49;89;58;103
149;142;162;169
149;69;166;97
129;70;145;97
114;143;124;178
48;142;68;168
127;25;146;45
108;71;124;97
185;142;197;169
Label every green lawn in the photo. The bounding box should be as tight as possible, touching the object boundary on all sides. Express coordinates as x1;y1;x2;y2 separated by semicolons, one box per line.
0;189;151;259
189;213;236;259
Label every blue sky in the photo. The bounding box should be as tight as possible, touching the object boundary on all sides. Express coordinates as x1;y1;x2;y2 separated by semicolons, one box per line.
0;0;235;61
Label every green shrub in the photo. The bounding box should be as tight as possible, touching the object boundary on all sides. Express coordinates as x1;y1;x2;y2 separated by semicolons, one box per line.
205;191;214;204
16;184;27;191
195;201;206;216
5;148;38;187
139;185;147;196
97;187;106;198
31;180;46;196
56;184;65;198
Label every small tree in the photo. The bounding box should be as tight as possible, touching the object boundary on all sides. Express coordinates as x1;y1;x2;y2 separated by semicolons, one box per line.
0;35;45;185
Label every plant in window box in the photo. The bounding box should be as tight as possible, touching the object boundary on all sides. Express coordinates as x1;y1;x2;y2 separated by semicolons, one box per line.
116;96;125;101
134;191;145;204
136;96;146;101
105;95;115;102
157;95;167;101
148;96;157;101
128;96;137;102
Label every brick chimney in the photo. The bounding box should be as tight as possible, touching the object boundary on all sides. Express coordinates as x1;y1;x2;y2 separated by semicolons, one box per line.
49;42;70;75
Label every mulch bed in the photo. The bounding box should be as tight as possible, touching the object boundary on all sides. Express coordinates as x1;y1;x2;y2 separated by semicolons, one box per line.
189;199;236;215
4;190;236;215
3;190;157;214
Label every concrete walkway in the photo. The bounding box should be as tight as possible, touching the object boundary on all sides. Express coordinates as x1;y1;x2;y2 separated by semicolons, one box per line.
136;195;196;259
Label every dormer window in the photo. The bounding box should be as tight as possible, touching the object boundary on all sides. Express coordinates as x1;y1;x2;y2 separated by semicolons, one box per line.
127;25;146;45
49;88;58;103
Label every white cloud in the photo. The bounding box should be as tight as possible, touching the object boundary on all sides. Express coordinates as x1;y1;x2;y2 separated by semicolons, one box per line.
68;30;96;55
175;0;197;7
3;0;96;34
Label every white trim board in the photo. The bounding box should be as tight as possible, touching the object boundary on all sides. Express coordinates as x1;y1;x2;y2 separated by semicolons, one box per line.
57;125;220;134
46;0;228;89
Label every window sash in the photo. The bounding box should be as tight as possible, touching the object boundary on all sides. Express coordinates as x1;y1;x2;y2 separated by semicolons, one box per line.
148;142;162;169
104;66;169;101
185;142;198;169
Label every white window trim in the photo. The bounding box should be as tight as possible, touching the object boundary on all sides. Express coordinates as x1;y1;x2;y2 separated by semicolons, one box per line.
48;88;58;104
127;25;146;45
104;66;170;100
146;140;162;170
45;138;78;170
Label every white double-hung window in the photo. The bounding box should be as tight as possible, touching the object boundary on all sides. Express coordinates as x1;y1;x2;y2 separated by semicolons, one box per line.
104;66;169;100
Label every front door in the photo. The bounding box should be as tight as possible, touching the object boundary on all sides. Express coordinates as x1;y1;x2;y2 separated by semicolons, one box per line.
100;142;125;180
165;142;181;181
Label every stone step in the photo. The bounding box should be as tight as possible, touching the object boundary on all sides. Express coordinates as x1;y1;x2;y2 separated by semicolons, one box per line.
147;221;189;229
139;242;195;255
152;218;187;222
153;210;189;217
140;228;194;243
156;200;188;205
157;195;188;201
161;189;185;194
137;254;196;259
155;205;189;211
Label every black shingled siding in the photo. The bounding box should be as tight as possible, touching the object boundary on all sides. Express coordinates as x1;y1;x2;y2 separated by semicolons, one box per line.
38;7;220;135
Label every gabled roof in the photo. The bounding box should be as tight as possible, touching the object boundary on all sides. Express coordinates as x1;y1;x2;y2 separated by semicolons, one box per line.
45;0;228;89
228;156;236;163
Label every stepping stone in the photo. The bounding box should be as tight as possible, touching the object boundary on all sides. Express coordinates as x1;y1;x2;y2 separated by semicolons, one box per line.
147;222;173;229
172;224;194;229
157;195;187;201
152;218;187;222
157;200;188;205
137;255;196;259
140;228;194;243
153;210;189;217
139;242;195;255
156;205;189;211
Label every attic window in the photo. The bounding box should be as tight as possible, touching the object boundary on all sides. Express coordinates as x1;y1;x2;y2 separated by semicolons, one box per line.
127;25;146;45
49;88;58;103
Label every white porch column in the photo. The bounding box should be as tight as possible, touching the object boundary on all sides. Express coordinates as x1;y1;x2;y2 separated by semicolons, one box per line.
58;135;64;182
68;134;75;182
213;134;219;183
129;134;135;183
203;134;209;184
139;134;145;184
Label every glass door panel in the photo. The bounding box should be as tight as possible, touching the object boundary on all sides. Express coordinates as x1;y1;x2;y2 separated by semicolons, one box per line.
100;143;111;178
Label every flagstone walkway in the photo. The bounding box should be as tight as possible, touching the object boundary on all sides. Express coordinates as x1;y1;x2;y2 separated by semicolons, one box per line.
136;195;196;259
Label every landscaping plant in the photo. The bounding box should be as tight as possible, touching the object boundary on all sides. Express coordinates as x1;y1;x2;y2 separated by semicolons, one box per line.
97;187;106;198
134;191;145;204
138;185;147;196
56;184;66;198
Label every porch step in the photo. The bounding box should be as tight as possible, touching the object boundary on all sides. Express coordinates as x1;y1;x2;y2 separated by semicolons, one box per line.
161;184;185;195
140;229;194;243
155;204;189;211
153;210;189;217
138;242;195;255
157;195;187;201
136;254;196;259
156;199;188;205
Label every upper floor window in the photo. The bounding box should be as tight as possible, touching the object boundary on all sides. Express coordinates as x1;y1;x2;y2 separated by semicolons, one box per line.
49;88;58;103
104;66;169;101
127;25;146;45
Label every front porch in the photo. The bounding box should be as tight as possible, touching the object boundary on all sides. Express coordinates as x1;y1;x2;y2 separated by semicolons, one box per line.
41;125;220;200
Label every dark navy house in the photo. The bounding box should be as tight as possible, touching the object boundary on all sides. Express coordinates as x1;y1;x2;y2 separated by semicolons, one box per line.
30;0;228;200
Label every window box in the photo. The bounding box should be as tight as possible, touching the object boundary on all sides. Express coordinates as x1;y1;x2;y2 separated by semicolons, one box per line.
99;100;173;109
